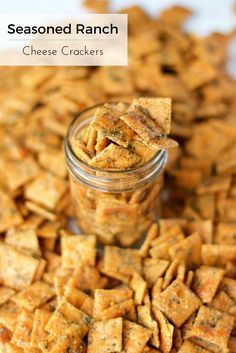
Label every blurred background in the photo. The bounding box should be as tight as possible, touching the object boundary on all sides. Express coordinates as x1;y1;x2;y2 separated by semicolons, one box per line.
1;0;235;35
1;0;235;75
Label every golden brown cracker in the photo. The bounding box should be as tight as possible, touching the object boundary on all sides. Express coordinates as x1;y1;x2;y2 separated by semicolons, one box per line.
25;172;67;210
152;307;174;353
131;97;172;133
89;143;140;170
192;266;225;303
187;306;234;353
87;317;122;353
61;234;96;269
0;242;39;290
12;281;55;311
122;320;152;353
169;232;202;269
0;192;23;233
153;279;201;327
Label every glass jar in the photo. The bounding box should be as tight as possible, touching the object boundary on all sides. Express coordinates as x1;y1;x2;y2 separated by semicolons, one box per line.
65;104;167;246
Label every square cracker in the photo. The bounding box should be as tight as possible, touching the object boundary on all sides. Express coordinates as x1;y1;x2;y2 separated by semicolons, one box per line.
215;222;236;244
12;281;55;311
122;320;152;353
46;300;92;339
0;301;20;331
131;97;172;134
92;103;135;147
220;277;236;302
187;305;234;353
201;244;236;266
93;287;133;320
0;242;39;290
68;265;107;295
0;157;39;191
44;329;85;353
0;286;16;306
159;5;192;26
169;232;202;269
180;60;217;90
102;246;142;283
120;108;162;143
89;143;140;170
5;228;40;255
64;285;94;316
11;309;34;348
0;192;22;233
211;291;236;314
153;279;201;327
38;149;67;178
25;201;56;222
24;172;67;210
150;232;184;260
87;317;122;353
96;198;138;229
192;266;225;303
61;234;96;269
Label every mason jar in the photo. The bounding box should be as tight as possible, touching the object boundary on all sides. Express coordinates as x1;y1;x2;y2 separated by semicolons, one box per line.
64;104;167;246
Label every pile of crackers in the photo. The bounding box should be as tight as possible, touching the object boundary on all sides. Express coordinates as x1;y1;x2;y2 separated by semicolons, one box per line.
0;3;236;353
0;221;235;353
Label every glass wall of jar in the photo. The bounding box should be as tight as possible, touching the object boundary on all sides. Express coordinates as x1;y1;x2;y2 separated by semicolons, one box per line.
65;104;167;246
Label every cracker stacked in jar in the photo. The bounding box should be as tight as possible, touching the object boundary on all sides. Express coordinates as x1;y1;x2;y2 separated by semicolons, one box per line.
65;98;178;245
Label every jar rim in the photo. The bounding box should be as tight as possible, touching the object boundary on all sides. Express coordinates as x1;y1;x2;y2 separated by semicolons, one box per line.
64;103;167;192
